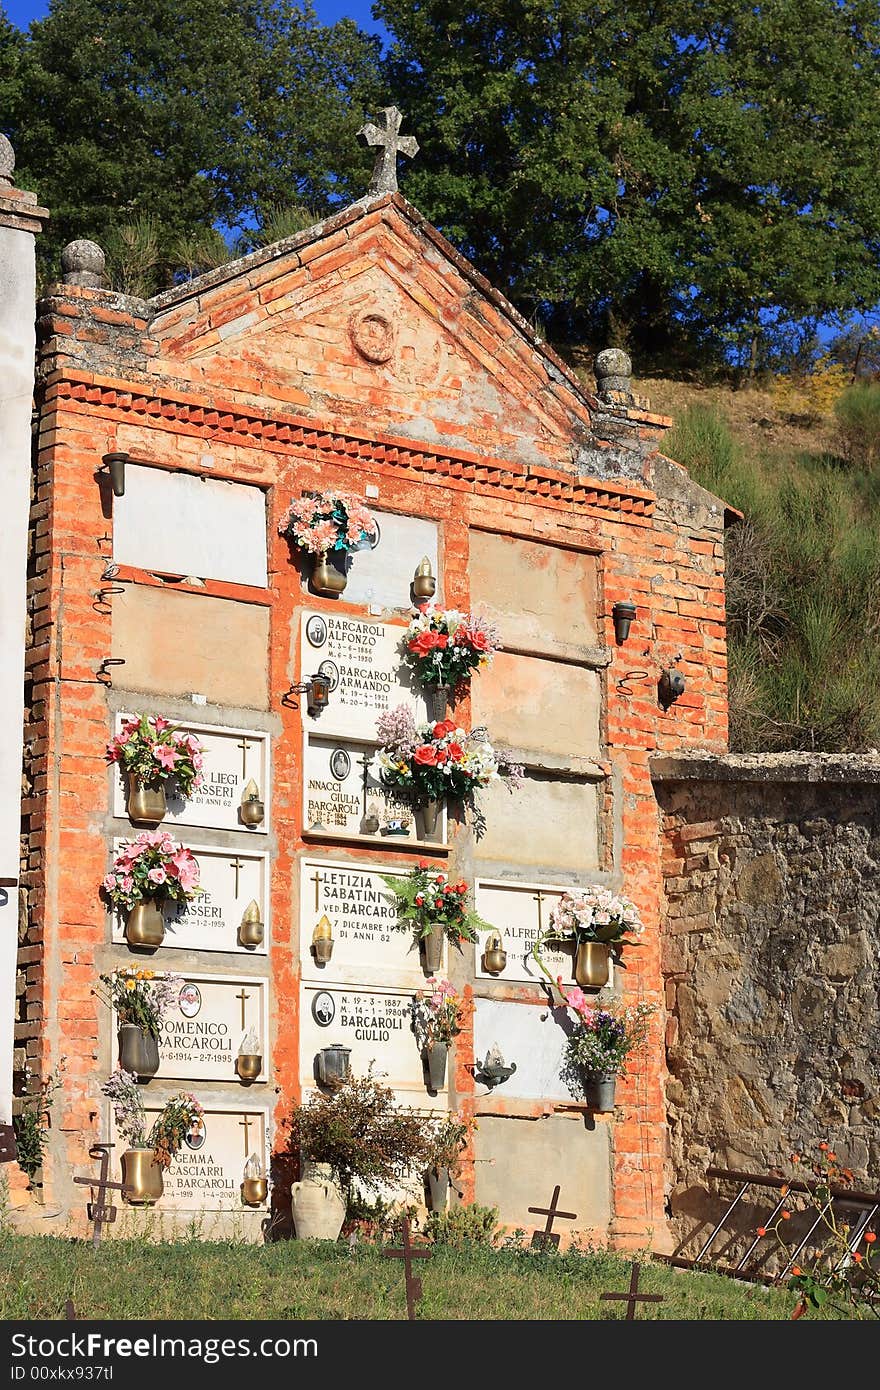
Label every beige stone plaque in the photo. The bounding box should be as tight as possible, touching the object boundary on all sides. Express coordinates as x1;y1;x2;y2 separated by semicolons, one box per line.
300;610;420;740
301;983;440;1095
110;841;269;954
303;735;447;848
299;858;433;987
475;879;572;985
130;1105;270;1211
475;772;600;873
112;716;270;834
119;974;270;1082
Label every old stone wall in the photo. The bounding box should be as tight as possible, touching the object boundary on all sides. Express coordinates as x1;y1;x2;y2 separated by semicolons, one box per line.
653;752;880;1254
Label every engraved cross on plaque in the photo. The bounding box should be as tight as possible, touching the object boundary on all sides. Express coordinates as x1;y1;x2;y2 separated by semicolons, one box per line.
533;890;547;934
230;858;245;898
357;106;419;195
310;868;326;912
239;1114;253;1158
236;988;251;1030
237;738;253;780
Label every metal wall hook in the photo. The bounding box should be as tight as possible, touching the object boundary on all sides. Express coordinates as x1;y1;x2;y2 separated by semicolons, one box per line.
96;657;125;687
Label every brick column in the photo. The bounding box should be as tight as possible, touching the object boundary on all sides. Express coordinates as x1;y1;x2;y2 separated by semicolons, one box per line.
0;135;48;1154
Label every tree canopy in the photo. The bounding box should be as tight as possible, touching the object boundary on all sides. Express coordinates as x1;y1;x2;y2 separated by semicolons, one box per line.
2;0;879;365
2;0;381;284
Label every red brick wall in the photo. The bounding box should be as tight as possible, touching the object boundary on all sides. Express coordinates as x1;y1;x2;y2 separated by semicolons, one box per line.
24;197;729;1244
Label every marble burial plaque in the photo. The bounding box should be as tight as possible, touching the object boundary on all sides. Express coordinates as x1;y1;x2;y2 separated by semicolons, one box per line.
115;974;269;1082
300;611;421;740
474;880;576;985
303;735;447;847
300;858;432;986
110;841;269;954
301;984;435;1094
473;998;574;1102
112;716;270;834
129;1106;270;1211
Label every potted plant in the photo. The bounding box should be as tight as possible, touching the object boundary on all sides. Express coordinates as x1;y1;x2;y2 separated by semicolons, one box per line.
277;489;378;596
411;977;473;1094
94;966;183;1080
423;1111;477;1212
284;1069;432;1240
380;860;493;974
100;1069;203;1204
558;988;656;1112
531;886;644;989
105;714;204;824
400;606;501;720
101;830;202;948
375;705;523;841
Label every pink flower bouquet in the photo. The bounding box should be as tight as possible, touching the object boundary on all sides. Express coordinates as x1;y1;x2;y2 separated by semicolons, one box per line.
105;714;204;798
102;831;202;913
278;490;378;557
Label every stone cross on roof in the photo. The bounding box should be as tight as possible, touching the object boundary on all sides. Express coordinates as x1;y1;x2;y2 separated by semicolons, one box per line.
357;106;419;196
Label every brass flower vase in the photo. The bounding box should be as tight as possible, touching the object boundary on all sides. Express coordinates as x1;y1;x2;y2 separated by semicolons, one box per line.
574;940;611;988
241;1177;268;1207
117;1023;160;1079
121;1148;164;1205
311;555;347;596
127;778;166;826
235;1054;262;1083
124;900;165;948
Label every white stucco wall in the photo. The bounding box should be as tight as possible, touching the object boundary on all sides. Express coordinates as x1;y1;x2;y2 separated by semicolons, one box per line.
0;221;36;1126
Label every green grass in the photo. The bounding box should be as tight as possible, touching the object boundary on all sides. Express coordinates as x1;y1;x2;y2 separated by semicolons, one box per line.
0;1231;820;1321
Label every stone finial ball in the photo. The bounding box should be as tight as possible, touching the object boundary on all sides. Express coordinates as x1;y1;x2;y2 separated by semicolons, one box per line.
0;133;15;186
60;239;106;286
594;347;632;381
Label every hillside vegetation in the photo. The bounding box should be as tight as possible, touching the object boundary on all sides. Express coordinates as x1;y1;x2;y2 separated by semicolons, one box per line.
622;372;880;753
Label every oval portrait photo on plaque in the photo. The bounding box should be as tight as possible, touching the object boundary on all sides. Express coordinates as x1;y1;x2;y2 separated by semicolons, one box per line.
312;991;335;1027
329;748;351;781
317;659;339;693
305;614;328;649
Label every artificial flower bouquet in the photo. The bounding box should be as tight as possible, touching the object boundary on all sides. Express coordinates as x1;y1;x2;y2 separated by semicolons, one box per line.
102;830;202;913
411;978;473;1050
401;606;500;692
559;986;655;1083
105;714;204;796
549;887;644;946
101;1068;203;1167
375;705;523;807
380;861;493;945
94;967;183;1038
278;489;378;556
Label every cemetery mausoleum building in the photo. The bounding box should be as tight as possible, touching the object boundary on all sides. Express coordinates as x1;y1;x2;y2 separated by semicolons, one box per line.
4;133;732;1247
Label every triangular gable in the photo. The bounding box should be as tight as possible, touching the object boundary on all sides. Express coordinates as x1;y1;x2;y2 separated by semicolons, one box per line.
146;196;659;480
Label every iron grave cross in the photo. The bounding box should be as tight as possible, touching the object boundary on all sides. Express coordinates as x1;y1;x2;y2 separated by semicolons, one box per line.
357;106;419;195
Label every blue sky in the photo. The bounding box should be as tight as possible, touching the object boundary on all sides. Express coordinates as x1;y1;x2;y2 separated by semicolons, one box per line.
5;0;387;33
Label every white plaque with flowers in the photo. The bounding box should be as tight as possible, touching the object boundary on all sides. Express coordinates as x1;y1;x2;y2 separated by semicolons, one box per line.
110;714;270;834
299;611;419;741
299;857;431;987
109;838;270;954
474;879;573;985
300;983;446;1108
146;973;269;1082
122;1104;271;1212
302;734;448;847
